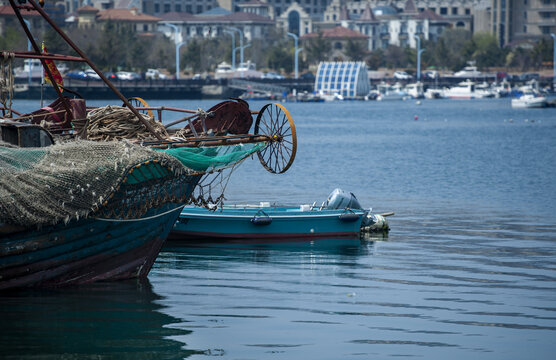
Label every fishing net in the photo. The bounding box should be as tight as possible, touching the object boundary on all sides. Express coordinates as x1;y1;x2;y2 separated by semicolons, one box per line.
0;139;264;227
161;142;265;172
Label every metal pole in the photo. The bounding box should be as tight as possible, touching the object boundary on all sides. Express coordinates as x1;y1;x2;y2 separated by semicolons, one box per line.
22;19;32;86
223;30;236;70
551;33;556;92
413;35;423;82
287;32;302;79
16;0;161;138
162;23;182;79
228;27;244;70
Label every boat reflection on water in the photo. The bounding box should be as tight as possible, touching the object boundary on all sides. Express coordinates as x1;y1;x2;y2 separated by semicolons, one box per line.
0;279;202;359
162;233;387;260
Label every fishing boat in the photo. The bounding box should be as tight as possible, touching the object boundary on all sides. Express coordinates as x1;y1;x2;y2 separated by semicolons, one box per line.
442;80;494;99
511;83;547;109
168;189;391;243
0;0;297;289
0;141;202;289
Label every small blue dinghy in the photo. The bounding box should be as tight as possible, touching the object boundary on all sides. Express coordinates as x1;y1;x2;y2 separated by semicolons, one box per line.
168;189;390;242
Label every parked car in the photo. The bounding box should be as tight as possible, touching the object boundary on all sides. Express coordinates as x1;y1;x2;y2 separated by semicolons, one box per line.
299;72;315;80
116;71;141;81
104;71;118;81
518;73;539;81
84;69;101;80
424;70;438;79
145;68;167;80
393;71;412;80
65;70;88;80
262;72;285;80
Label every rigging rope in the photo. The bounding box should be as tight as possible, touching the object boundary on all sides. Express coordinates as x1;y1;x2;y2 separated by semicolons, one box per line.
0;52;15;117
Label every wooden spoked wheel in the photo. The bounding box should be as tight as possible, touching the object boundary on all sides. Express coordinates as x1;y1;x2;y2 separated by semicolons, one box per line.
254;103;297;174
123;96;154;119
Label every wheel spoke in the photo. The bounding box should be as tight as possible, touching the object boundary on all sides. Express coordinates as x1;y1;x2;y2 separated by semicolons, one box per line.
254;103;297;173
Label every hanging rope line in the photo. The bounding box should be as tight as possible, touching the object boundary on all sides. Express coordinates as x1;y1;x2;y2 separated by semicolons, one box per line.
0;52;15;117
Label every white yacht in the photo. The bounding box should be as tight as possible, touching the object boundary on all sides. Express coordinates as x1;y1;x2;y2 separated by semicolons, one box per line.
234;61;263;78
405;82;424;99
443;80;494;99
424;88;445;99
214;62;234;79
454;66;481;78
376;82;408;101
511;84;547;108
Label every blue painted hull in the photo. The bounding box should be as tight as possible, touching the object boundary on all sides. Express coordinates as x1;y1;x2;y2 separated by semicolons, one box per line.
169;206;365;243
0;204;183;290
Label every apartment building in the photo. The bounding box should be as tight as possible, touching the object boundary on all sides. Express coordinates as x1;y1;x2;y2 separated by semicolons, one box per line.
492;0;556;47
141;0;219;15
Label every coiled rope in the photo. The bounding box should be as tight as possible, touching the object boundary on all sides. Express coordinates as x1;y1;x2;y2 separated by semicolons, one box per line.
86;105;169;141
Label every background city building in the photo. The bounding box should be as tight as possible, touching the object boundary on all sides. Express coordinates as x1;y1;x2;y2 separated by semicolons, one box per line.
1;0;555;59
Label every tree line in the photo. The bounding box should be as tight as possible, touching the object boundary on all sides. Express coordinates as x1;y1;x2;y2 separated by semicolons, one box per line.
2;23;553;76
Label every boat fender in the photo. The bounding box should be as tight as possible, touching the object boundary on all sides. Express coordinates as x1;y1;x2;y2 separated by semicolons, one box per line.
251;210;272;225
361;213;389;231
338;209;360;223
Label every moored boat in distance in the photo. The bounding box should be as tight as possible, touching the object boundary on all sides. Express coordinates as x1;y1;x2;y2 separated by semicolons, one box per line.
511;85;547;108
443;80;494;99
453;65;481;78
375;82;409;101
405;82;424;99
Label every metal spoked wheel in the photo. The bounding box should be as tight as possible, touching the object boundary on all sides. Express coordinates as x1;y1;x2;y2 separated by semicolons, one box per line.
254;102;297;174
123;96;154;119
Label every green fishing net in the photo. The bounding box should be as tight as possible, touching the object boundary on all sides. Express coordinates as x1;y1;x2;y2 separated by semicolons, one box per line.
159;142;265;172
0;140;265;227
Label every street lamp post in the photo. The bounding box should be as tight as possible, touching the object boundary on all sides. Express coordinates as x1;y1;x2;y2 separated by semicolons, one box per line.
162;23;184;79
413;35;425;82
227;27;244;68
223;29;236;70
551;33;556;92
287;32;303;79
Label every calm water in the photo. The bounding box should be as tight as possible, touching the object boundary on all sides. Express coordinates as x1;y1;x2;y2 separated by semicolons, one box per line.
1;98;556;359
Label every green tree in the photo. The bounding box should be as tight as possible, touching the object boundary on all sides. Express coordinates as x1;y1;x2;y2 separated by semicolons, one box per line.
264;42;292;73
344;40;367;61
468;32;505;68
42;28;70;54
365;48;385;69
506;47;534;71
303;32;331;65
97;21;127;69
384;45;407;68
532;37;553;68
439;29;472;70
181;40;202;72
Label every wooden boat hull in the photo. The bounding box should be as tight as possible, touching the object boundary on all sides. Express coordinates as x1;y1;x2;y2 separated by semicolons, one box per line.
168;206;366;243
0;205;183;290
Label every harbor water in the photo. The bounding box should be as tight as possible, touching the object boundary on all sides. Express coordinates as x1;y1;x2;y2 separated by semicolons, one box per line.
1;98;556;359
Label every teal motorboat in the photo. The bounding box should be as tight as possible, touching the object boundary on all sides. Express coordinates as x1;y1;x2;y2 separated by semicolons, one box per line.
168;189;390;243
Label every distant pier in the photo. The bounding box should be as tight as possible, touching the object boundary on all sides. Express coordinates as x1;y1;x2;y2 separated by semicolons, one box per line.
13;78;315;100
